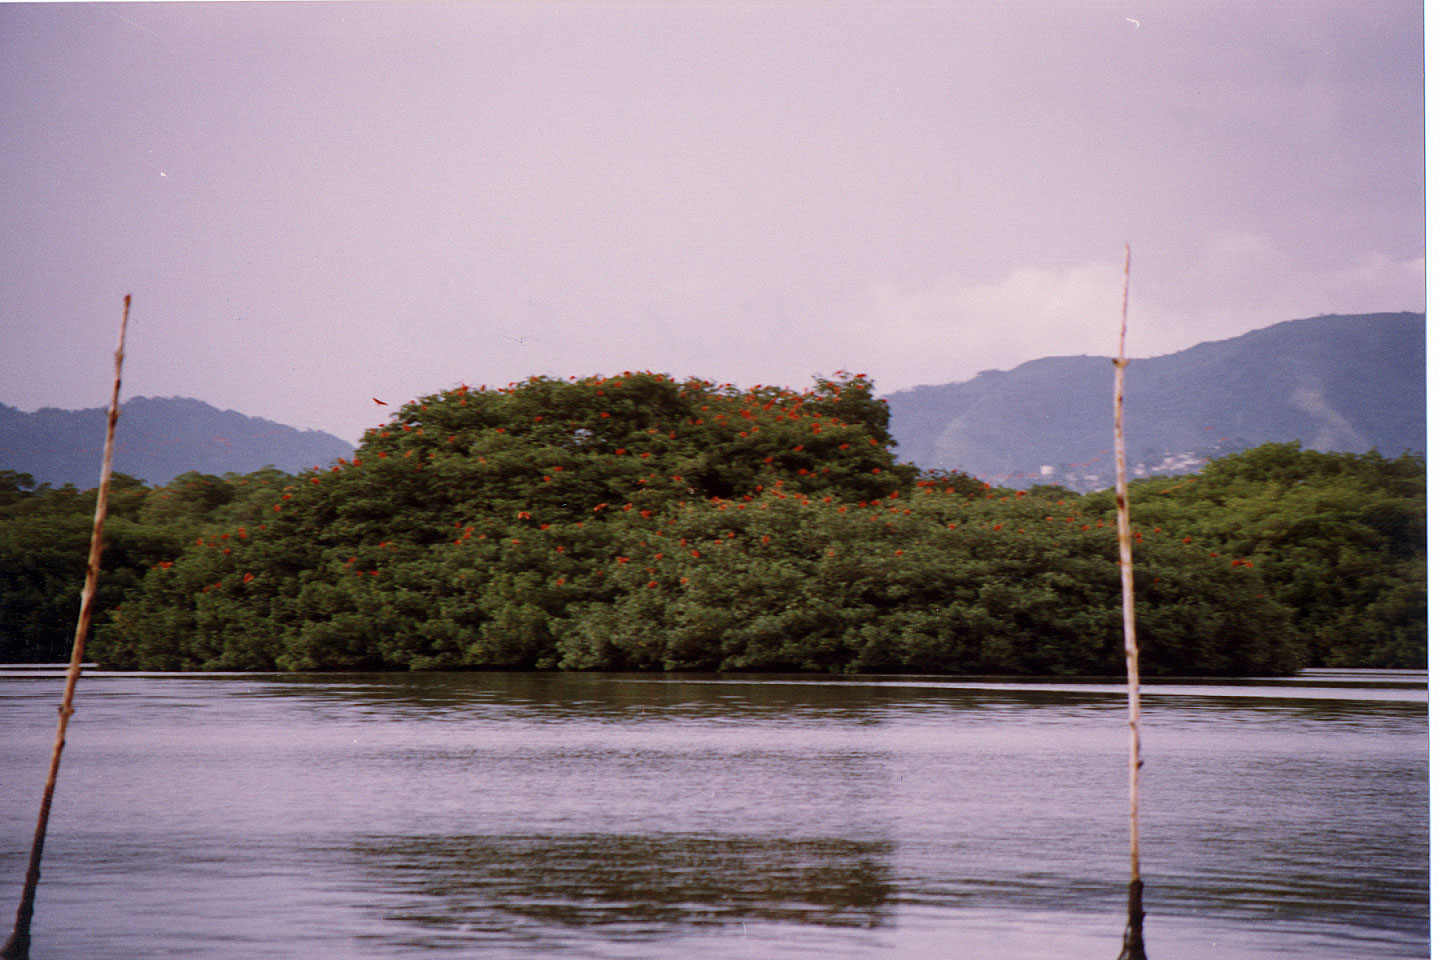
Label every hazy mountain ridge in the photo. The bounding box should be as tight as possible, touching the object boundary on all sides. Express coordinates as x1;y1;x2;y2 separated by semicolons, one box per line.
0;396;355;487
885;312;1425;489
2;312;1422;492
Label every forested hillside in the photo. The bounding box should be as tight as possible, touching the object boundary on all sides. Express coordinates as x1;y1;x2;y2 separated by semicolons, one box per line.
886;312;1425;488
0;372;1423;674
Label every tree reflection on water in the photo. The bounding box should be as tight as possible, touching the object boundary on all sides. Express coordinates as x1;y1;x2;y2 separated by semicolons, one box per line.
349;833;893;939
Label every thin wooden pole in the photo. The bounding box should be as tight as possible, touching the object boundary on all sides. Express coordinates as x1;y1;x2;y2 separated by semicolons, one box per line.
1112;248;1147;960
2;296;131;960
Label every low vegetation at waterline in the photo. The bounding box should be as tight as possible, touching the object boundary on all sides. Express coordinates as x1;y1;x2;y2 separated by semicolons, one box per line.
0;373;1424;673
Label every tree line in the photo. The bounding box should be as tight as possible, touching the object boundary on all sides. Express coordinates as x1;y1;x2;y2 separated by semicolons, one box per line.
0;372;1423;674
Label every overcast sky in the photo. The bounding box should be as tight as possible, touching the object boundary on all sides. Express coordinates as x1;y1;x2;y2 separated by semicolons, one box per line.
0;1;1424;444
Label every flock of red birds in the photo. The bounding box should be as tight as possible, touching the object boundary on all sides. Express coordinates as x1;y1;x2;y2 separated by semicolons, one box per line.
151;380;1258;596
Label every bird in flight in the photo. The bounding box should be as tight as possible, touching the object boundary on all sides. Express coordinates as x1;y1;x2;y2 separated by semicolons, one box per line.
373;398;388;405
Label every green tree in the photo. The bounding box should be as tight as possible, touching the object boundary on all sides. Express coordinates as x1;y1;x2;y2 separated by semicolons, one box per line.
87;384;1418;676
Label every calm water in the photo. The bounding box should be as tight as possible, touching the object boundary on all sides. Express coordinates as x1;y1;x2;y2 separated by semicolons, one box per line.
0;668;1427;959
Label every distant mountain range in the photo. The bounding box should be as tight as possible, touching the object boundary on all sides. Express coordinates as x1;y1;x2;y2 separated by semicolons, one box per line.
3;312;1423;491
0;397;354;488
884;312;1425;489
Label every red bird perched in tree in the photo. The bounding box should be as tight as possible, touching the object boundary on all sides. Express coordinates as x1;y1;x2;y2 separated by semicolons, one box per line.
373;397;388;405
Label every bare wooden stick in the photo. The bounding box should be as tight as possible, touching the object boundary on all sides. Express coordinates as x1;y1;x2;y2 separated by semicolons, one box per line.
2;296;131;960
1112;247;1147;960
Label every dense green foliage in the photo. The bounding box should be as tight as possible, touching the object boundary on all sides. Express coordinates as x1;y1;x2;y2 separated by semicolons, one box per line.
1123;443;1426;668
0;373;1424;674
0;466;294;661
